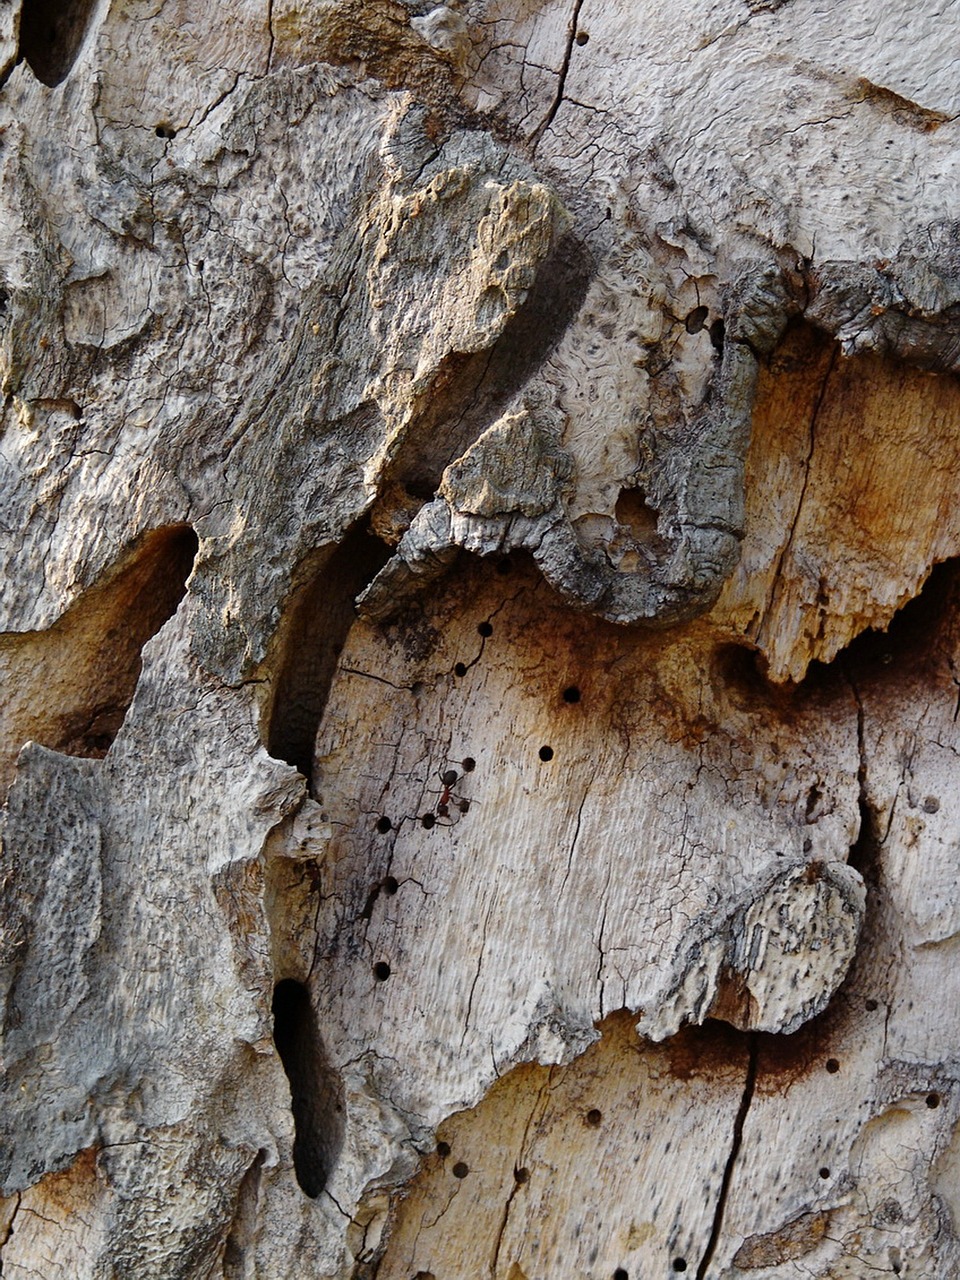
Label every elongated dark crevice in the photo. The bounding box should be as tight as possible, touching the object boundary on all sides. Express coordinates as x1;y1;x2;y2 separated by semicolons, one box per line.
18;0;98;87
0;524;198;793
266;521;391;781
222;1150;266;1279
272;979;345;1199
382;231;593;501
695;1032;759;1280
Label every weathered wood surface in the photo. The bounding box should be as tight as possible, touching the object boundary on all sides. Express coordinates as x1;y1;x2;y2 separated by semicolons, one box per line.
1;1;959;1277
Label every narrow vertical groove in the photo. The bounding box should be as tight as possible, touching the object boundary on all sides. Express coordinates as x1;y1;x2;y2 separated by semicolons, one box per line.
695;1033;759;1280
272;979;345;1198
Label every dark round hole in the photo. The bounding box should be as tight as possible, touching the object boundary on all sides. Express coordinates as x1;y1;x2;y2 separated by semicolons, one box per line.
613;1270;628;1280
462;757;476;772
673;1262;688;1274
441;769;459;786
373;961;391;981
477;621;493;637
383;876;399;895
422;812;436;830
155;123;177;139
865;998;878;1011
514;1166;529;1183
562;685;581;703
585;1108;602;1127
436;1140;451;1158
926;1092;941;1109
819;1167;830;1179
825;1058;840;1074
454;662;468;677
684;304;709;334
452;1161;469;1179
539;745;554;762
575;29;589;44
375;816;392;833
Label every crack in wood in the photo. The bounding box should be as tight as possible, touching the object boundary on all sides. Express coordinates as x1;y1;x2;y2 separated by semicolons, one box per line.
757;341;839;649
532;0;586;147
695;1033;759;1280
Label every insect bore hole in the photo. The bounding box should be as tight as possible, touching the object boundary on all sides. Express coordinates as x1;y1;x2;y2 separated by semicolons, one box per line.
927;1092;941;1109
373;961;391;982
825;1058;840;1074
461;757;476;772
383;876;399;895
672;1261;688;1273
539;745;554;762
514;1166;529;1183
375;816;392;833
452;1161;469;1179
585;1108;602;1127
436;1140;451;1158
421;812;436;830
155;123;177;139
819;1167;831;1179
562;685;581;703
613;1270;629;1280
477;621;493;638
454;662;468;677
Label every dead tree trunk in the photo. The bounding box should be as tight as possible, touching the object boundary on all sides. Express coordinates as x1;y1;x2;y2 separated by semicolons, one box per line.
2;2;959;1277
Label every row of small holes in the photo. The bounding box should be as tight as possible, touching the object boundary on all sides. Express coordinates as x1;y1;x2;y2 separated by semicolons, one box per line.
373;760;478;833
374;658;575;979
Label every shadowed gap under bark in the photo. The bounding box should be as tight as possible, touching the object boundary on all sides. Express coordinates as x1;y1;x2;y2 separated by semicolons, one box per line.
383;231;594;500
0;524;198;793
271;979;345;1199
266;522;391;782
18;0;97;86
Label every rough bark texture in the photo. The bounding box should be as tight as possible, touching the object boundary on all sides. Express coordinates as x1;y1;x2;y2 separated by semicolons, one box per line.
1;2;959;1277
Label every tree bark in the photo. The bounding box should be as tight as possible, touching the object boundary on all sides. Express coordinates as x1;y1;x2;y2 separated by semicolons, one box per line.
2;2;959;1277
